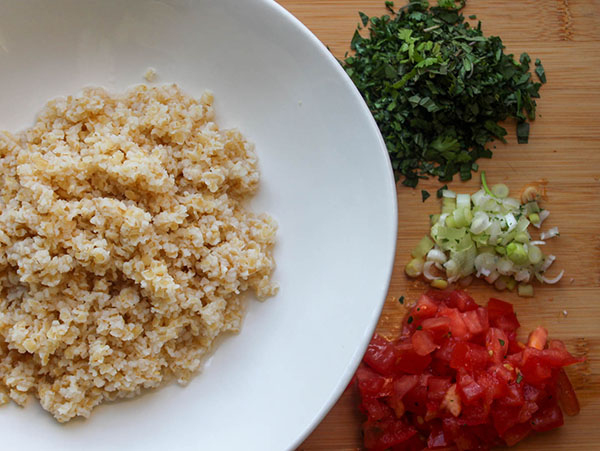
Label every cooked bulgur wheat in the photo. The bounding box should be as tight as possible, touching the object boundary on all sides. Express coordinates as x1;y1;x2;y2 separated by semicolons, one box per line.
0;84;278;422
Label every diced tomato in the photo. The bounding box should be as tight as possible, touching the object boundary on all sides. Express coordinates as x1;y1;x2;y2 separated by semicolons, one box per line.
421;317;451;341
363;419;417;451
523;383;546;405
393;434;426;451
427;421;450;448
424;289;453;304
438;306;470;340
470;423;503;447
457;369;485;404
452;426;480;450
556;368;581;416
392;375;419;400
356;365;392;398
502;422;531;446
446;290;478;312
450;342;489;372
361;397;394;421
492;404;520;436
530;404;564;432
476;370;507;402
435;338;458;362
412;329;438;356
395;340;433;374
546;340;585;366
527;326;548;350
460;401;490;427
461;308;489;336
520;345;581;384
364;334;399;376
487;298;520;333
485;327;508;364
428;377;452;403
413;294;440;319
403;381;429;415
499;383;525;407
356;291;583;451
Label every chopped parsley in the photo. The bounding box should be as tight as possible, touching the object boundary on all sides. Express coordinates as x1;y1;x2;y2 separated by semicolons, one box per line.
342;0;544;187
436;184;448;198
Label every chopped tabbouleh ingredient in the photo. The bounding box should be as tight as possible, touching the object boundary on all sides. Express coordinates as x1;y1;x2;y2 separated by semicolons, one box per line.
342;0;545;187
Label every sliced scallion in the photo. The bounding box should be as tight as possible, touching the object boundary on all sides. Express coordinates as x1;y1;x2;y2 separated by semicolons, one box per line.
407;173;562;296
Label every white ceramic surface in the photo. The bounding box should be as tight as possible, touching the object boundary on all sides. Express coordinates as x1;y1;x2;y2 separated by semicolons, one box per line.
0;1;397;450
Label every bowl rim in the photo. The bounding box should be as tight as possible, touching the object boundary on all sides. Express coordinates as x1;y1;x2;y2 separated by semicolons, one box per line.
263;0;399;448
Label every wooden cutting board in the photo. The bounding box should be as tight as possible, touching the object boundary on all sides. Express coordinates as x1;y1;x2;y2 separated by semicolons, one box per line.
274;1;600;449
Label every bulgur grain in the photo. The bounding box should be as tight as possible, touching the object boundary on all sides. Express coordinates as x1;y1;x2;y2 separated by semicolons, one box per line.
0;84;278;422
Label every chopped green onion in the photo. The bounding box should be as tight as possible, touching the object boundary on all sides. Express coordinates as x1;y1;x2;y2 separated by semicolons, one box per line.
412;236;435;259
491;184;509;198
507;242;528;265
529;212;540;225
442;197;456;214
408;174;561;297
431;279;448;289
528;245;543;264
481;172;493;197
514;232;530;243
518;283;534;297
405;258;425;278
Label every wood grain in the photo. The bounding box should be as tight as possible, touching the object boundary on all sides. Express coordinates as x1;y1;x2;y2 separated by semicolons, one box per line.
273;0;600;449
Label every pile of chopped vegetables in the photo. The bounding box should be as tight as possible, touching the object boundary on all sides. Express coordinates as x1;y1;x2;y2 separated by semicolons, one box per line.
405;174;561;296
342;0;546;187
356;290;583;450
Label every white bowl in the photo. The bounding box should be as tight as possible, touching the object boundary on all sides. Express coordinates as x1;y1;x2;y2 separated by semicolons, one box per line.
0;1;397;449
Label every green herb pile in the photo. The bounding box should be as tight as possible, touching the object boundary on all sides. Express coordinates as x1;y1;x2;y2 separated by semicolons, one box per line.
343;0;546;187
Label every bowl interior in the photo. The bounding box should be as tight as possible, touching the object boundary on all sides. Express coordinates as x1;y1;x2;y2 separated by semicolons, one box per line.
0;1;397;449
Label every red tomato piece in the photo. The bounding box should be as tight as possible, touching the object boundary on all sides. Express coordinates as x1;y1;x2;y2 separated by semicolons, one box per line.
394;434;427;451
450;342;489;372
427;421;450;448
364;334;399;376
363;419;417;451
356;365;393;398
501;422;531;446
556;368;581;416
424;289;453;304
392;375;419;400
403;381;429;416
438;306;470;340
461;308;488;336
491;404;521;436
530;404;564;432
485;328;508;364
446;290;478;312
527;326;548;350
457;369;485;405
412;329;438;356
435;337;458;363
395;340;433;375
361;397;394;421
428;377;452;403
499;383;525;408
413;294;439;319
487;298;520;333
421;317;451;341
